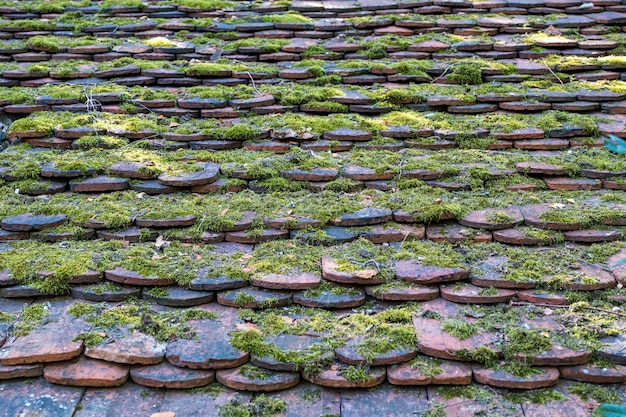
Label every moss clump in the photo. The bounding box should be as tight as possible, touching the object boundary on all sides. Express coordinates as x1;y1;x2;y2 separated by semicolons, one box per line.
74;135;128;150
238;364;271;380
330;238;394;281
394;240;465;268
539;204;624;227
485;210;516;224
233;292;256;307
73;332;105;347
407;356;444;378
505;388;567;405
218;395;286;417
12;304;49;337
143;37;178;47
441;319;479;340
448;62;483;85
247;240;321;276
339;365;371;382
0;311;15;322
147;287;169;298
187;383;228;397
355;323;417;361
184;63;231;76
521;227;565;245
262;12;312;23
73;302;218;343
568;382;621;404
68;302;98;318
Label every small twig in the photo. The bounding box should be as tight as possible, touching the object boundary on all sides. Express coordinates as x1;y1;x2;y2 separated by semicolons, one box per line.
348;258;389;271
541;59;565;86
129;100;156;114
539;248;613;272
247;72;261;95
512;302;626;318
431;64;453;83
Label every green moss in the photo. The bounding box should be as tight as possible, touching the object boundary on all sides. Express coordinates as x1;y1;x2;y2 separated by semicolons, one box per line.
180;309;219;321
238;364;270;380
0;311;15;322
448;62;483;85
394;240;465;268
458;345;499;368
147;287;169;298
422;404;446;417
143;37;178;47
218;395;286;417
187;383;228;397
12;304;49;337
74;135;128;150
27;35;61;52
68;302;98;318
339;365;371;382
568;382;621;404
355;323;417;361
539;204;624;227
101;0;145;8
300;387;321;403
74;302;218;343
521;227;565;245
229;329;273;358
505;388;567;405
233;292;256;307
225;38;289;54
536;111;599;137
12;159;41;180
441;319;479;340
184;63;231;76
247;240;321;276
73;332;105;347
262;12;312;23
305;100;349;113
169;0;235;9
407;356;444;378
438;385;492;401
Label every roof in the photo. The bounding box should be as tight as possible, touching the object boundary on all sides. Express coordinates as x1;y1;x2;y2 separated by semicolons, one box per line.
1;0;626;416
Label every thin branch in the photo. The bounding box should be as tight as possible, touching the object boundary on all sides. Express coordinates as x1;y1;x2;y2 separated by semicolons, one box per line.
247;72;261;95
431;64;453;84
512;302;626;318
541;59;565;86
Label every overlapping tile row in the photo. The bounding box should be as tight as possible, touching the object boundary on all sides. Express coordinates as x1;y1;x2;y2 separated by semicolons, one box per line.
1;0;626;412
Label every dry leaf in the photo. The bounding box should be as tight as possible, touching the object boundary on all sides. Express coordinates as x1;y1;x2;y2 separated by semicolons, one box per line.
544;25;562;36
566;199;576;204
220;209;229;216
235;323;262;333
353;269;379;279
155;235;169;250
280;316;295;324
152;255;166;260
151;412;176;417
